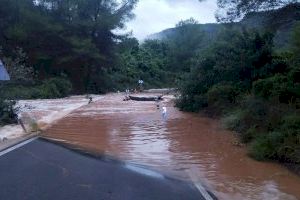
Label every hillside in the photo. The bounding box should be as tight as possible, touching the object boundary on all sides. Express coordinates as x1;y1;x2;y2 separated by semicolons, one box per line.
147;23;221;41
147;3;300;49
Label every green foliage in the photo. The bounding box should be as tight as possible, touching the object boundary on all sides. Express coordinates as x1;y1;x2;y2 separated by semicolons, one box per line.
216;0;296;22
42;77;72;98
1;47;35;82
253;75;290;102
178;29;274;113
253;69;300;104
250;114;300;163
176;23;300;165
249;132;284;161
176;18;199;27
176;94;208;112
0;0;137;93
2;77;72;100
207;84;238;113
113;39;174;90
222;109;248;132
292;22;300;60
0;99;17;126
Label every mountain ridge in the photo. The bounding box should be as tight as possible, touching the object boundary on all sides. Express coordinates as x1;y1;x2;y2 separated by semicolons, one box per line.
147;3;300;49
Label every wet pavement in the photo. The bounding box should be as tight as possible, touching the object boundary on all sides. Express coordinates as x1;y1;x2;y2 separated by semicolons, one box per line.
0;138;205;200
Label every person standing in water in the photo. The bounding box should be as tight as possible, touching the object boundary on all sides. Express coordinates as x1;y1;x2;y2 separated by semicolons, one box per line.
162;106;167;120
138;79;144;92
155;97;160;109
88;96;93;104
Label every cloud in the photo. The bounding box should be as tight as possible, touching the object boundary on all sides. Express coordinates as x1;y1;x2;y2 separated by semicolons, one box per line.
122;0;217;40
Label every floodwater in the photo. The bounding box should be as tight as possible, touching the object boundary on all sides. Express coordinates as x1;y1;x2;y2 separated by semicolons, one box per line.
43;94;300;200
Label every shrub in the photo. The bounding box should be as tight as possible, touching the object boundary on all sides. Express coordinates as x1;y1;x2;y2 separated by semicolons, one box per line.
249;132;283;161
207;84;238;113
39;80;61;98
222;109;248;132
0;99;18;126
222;96;269;133
253;75;296;103
281;114;300;130
1;77;72;100
41;77;72;98
250;114;300;163
242;126;260;143
207;84;237;104
176;94;208;112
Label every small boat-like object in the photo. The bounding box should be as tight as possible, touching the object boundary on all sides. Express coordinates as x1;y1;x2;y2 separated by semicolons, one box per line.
129;95;163;101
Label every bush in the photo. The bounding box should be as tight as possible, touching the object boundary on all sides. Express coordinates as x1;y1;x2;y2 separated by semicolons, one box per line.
222;96;269;133
176;94;208;112
39;80;61;98
44;77;72;97
207;84;238;113
222;95;288;144
249;132;284;161
207;84;237;105
250;114;300;163
40;77;72;98
253;75;296;103
281;114;300;130
222;109;248;132
0;99;18;126
1;77;72;100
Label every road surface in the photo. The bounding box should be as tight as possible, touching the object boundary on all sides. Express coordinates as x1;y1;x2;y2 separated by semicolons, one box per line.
0;138;209;200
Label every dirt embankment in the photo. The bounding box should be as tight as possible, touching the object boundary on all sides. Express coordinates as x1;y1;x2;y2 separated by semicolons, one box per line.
0;95;102;142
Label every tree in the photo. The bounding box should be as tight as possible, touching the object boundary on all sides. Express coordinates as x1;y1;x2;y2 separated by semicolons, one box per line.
176;18;198;27
215;0;297;22
0;0;138;92
167;21;204;72
1;47;34;82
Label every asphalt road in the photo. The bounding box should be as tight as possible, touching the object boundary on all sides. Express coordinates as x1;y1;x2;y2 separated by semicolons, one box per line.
0;138;207;200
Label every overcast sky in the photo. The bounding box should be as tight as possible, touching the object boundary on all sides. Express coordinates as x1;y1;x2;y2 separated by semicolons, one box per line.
123;0;218;40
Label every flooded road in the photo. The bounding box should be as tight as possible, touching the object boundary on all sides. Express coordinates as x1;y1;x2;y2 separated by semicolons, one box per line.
43;94;300;200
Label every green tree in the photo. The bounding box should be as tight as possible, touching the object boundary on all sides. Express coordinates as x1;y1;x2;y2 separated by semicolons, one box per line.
215;0;297;22
0;0;138;93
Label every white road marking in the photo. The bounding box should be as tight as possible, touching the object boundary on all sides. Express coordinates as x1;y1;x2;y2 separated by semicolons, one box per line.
186;169;214;200
0;137;37;157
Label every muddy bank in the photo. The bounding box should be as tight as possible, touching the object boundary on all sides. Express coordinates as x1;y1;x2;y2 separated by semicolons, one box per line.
43;93;300;200
0;95;102;142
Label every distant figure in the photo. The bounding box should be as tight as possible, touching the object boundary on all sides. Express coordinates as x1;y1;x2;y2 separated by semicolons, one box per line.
124;89;130;101
88;96;93;104
162;106;167;120
155;97;160;109
125;89;130;96
138;79;144;92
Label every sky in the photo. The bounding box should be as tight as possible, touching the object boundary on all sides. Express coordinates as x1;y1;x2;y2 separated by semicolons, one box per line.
123;0;218;40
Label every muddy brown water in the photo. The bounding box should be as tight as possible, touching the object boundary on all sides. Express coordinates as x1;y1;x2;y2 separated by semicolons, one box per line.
43;94;300;200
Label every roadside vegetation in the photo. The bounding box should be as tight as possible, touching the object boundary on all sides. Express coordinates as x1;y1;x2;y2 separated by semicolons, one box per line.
172;1;300;168
176;16;300;166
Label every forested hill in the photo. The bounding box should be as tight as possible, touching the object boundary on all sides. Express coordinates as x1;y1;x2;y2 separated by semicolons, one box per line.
148;3;300;49
148;23;220;41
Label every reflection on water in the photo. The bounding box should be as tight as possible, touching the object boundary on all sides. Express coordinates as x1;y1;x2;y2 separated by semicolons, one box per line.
43;94;300;200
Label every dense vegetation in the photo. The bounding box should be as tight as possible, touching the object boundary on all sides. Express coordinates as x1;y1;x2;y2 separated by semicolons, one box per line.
176;23;300;166
0;0;137;93
112;38;174;90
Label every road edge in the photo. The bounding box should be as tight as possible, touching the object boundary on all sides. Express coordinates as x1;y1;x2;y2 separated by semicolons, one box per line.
0;134;38;155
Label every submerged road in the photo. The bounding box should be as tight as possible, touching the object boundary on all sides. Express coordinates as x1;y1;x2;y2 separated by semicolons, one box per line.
0;138;208;200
